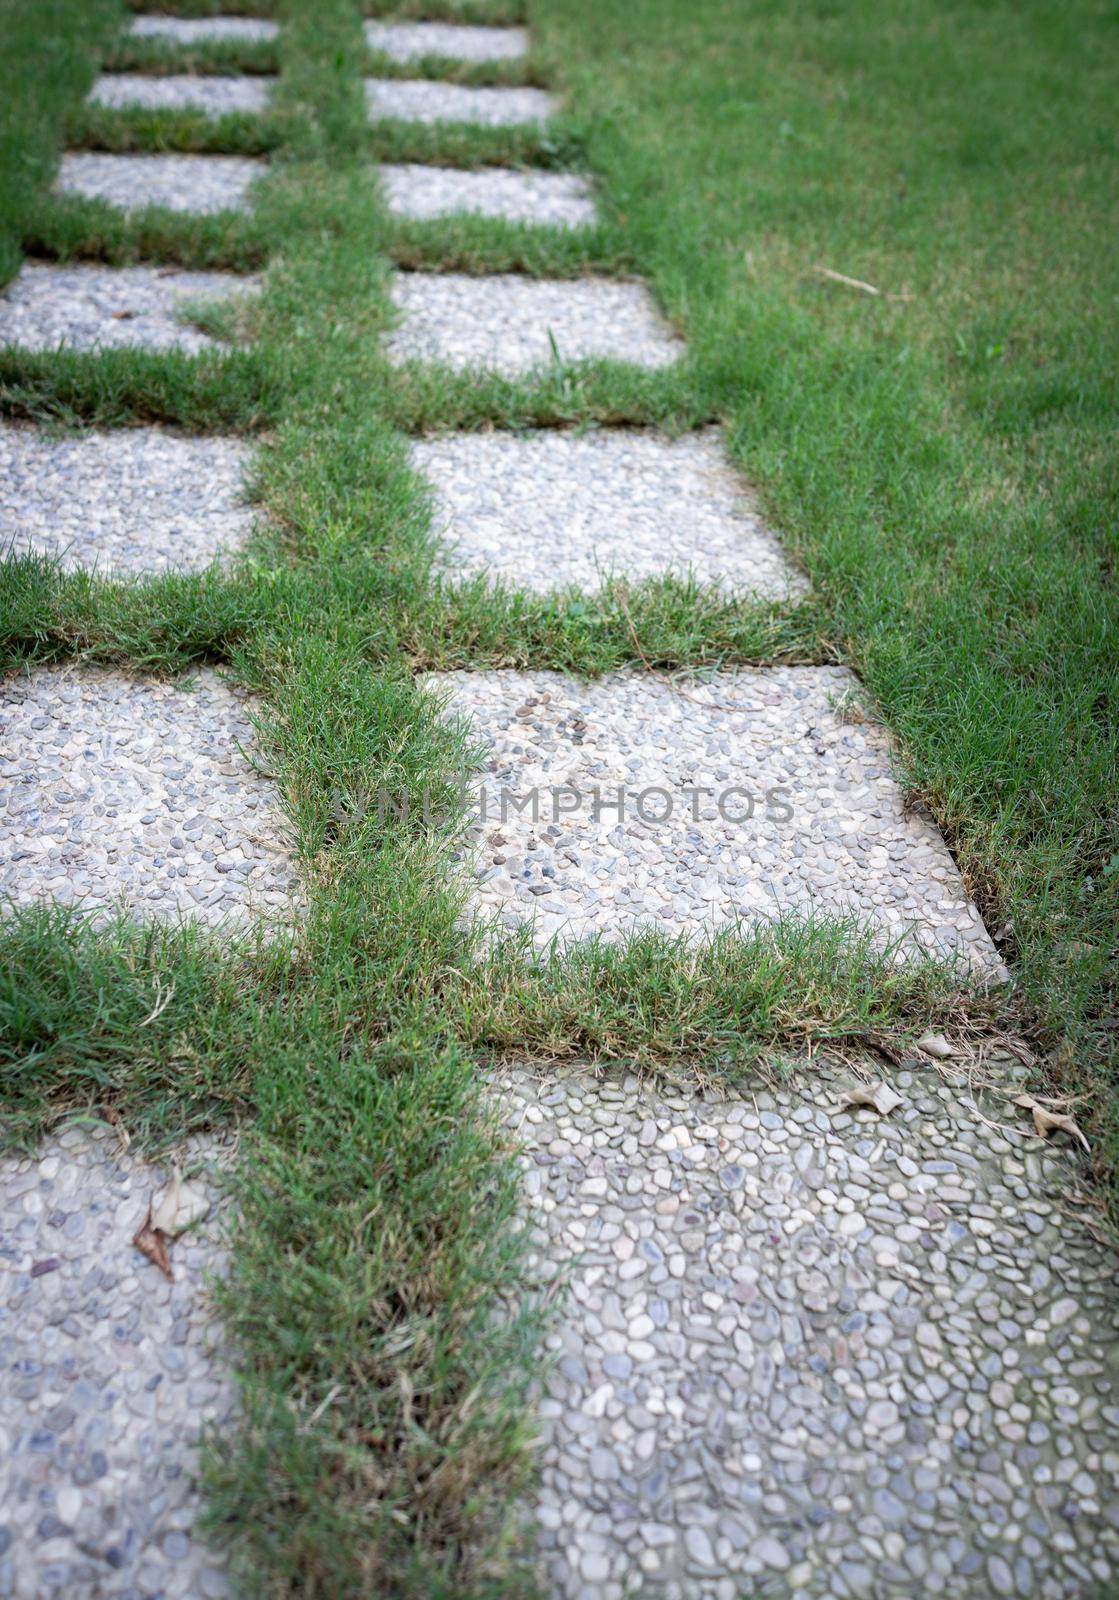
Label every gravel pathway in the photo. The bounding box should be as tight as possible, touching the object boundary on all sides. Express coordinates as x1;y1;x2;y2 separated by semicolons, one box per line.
504;1059;1119;1598
387;273;681;373
365;79;554;127
0;425;253;576
381;163;596;226
0;1125;235;1599
128;15;279;42
0;263;258;355
0;666;297;927
365;20;529;62
56;153;263;216
415;428;803;598
427;666;1001;971
89;74;272;116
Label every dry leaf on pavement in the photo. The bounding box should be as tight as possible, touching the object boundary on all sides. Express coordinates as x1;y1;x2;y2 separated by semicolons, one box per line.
839;1082;904;1116
133;1210;173;1280
1013;1093;1090;1151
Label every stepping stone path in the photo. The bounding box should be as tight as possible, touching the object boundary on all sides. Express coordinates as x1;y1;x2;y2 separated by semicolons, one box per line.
0;425;253;576
129;14;279;42
366;78;553;126
387;273;680;372
0;263;257;355
89;74;271;115
416;428;801;596
56;152;263;215
6;8;1116;1600
0;666;296;925
365;21;529;62
0;1125;234;1598
429;666;1001;970
381;163;596;226
504;1060;1119;1598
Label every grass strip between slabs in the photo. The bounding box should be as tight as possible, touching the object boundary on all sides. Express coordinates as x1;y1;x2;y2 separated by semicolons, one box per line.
1;0;1109;1593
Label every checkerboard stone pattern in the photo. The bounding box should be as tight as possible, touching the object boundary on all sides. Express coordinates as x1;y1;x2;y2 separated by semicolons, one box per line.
89;74;271;115
0;263;258;356
365;21;528;62
427;666;1002;971
365;79;553;127
381;164;596;227
416;428;803;598
0;666;297;926
0;425;253;577
0;1127;235;1599
387;273;681;374
56;152;263;216
129;14;279;41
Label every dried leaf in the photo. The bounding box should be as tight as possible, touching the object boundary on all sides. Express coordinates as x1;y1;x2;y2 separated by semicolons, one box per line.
133;1210;173;1280
839;1082;904;1116
150;1166;209;1238
1013;1094;1090;1152
916;1031;954;1059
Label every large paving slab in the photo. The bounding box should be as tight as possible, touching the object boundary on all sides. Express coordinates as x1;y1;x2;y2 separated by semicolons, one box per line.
364;20;528;62
0;1125;235;1599
0;666;296;926
56;153;263;216
129;14;279;41
365;78;553;127
427;666;1001;970
504;1059;1119;1598
381;163;596;226
89;74;271;115
387;273;681;374
0;425;253;577
416;428;803;598
0;263;258;356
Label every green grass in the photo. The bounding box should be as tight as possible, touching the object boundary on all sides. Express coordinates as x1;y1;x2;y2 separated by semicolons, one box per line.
1;0;1117;1591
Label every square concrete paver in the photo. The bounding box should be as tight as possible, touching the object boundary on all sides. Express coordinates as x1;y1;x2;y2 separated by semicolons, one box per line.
426;666;1002;971
89;73;272;115
0;666;297;925
364;21;528;61
129;14;279;41
381;164;596;227
57;152;264;215
386;273;681;373
365;78;553;126
0;263;258;355
0;425;253;576
416;428;803;598
0;1125;236;1598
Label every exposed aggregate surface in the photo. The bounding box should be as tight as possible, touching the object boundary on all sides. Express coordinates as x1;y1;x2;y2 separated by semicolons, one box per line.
365;78;554;126
56;153;263;216
415;428;804;598
89;74;271;115
0;667;297;927
387;272;682;373
0;425;253;576
380;163;596;226
364;20;529;62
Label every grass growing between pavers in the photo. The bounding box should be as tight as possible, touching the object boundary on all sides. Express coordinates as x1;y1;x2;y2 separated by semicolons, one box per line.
1;0;1105;1592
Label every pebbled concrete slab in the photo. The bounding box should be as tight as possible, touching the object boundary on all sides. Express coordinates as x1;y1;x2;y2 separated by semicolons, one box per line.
56;152;263;216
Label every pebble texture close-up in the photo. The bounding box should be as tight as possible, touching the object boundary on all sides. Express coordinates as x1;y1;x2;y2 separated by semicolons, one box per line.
380;163;597;226
0;263;257;355
0;666;297;925
387;273;682;373
0;425;254;576
129;15;279;42
0;1126;235;1600
427;666;1002;970
56;153;264;216
365;79;554;127
364;20;529;61
89;74;272;116
415;428;804;598
504;1060;1119;1598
